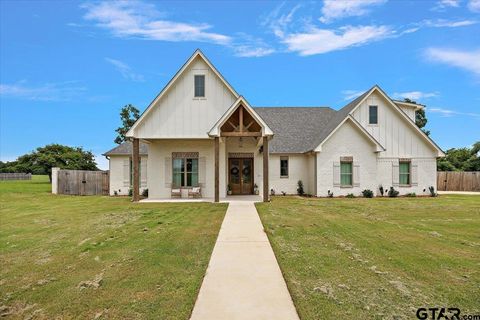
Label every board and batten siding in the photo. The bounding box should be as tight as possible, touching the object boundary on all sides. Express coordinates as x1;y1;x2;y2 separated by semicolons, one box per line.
351;91;437;158
109;155;148;196
135;57;237;139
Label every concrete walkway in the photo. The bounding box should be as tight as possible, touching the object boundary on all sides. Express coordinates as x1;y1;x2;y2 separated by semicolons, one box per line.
438;191;480;195
190;201;299;320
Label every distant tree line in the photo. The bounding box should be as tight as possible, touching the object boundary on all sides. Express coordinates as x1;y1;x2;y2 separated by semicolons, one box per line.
0;144;98;181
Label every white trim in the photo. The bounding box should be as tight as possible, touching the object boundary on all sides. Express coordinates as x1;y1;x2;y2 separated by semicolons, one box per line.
314;116;385;152
208;96;274;137
126;49;239;137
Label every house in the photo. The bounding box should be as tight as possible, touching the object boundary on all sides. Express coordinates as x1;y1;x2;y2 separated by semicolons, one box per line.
103;49;444;202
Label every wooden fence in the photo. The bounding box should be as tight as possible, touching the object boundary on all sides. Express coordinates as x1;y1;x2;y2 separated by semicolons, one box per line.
437;171;480;192
0;173;32;181
54;169;109;196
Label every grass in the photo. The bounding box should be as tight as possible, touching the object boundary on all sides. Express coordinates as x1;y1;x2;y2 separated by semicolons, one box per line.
0;176;227;319
257;195;480;320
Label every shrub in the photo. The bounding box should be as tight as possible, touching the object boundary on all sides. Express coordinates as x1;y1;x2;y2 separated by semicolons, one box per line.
428;186;438;197
346;193;356;198
405;192;416;197
142;188;149;197
281;191;286;196
362;189;374;198
297;180;305;196
113;190;118;196
327;190;334;198
128;188;133;197
270;188;275;196
379;185;384;197
388;187;399;198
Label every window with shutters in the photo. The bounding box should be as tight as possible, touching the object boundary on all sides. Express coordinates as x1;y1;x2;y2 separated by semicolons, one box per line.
399;160;411;186
340;161;353;187
369;105;378;124
280;156;289;178
173;156;199;188
194;75;205;98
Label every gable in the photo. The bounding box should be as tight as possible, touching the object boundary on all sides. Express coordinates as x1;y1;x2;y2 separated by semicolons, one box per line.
351;89;442;157
127;51;238;139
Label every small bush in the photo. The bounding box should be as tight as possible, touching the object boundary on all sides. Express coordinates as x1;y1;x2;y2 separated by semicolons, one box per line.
346;193;356;198
388;187;399;198
281;191;287;196
428;186;438;197
405;192;416;197
113;190;118;196
362;189;374;198
142;189;149;197
128;188;133;197
327;190;334;198
270;188;276;196
297;180;305;196
379;185;384;197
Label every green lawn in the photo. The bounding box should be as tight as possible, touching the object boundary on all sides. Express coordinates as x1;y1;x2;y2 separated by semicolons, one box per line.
0;176;227;319
257;196;480;320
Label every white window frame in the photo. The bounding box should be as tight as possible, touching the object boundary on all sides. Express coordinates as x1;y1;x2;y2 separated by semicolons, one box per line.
280;156;289;178
369;105;378;125
194;74;206;99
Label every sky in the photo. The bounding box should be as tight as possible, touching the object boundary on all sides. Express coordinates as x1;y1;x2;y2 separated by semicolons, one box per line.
1;0;479;170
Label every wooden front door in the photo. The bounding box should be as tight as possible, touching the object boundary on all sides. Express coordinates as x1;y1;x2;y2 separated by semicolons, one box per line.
228;158;253;195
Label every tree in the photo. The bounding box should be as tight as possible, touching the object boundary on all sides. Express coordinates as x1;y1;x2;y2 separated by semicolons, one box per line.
115;104;140;144
404;98;430;136
437;141;480;171
3;144;98;181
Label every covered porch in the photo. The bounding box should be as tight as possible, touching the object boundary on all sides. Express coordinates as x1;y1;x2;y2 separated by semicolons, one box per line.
130;97;273;203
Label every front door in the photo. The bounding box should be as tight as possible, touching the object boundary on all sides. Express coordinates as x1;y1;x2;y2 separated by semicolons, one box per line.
228;158;253;195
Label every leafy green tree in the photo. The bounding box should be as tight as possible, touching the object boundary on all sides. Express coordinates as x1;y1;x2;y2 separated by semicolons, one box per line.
437;141;480;171
115;104;140;144
404;98;430;136
3;144;98;181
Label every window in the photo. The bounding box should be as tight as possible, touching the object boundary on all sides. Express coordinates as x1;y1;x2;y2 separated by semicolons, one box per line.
173;157;199;187
280;156;289;178
369;105;378;124
399;161;411;185
194;75;205;97
340;161;353;186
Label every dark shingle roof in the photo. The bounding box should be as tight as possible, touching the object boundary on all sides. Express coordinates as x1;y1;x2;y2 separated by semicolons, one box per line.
254;107;337;153
103;141;148;156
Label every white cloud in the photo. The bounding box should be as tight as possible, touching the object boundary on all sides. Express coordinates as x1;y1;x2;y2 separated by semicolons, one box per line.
424;19;478;27
0;81;86;101
262;3;302;38
432;0;461;10
428;107;480;118
319;0;387;23
468;0;480;12
82;1;231;45
105;58;144;82
392;91;439;101
233;46;275;58
425;48;480;75
283;25;392;55
341;90;365;101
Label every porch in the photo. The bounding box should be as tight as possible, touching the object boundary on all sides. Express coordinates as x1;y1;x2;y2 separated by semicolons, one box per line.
139;195;264;203
129;97;274;203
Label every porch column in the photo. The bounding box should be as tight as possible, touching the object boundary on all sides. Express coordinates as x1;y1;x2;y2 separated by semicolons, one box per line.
214;137;219;203
132;138;140;202
263;136;269;202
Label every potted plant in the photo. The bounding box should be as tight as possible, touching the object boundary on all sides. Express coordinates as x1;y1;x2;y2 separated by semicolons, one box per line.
253;183;259;195
227;184;232;195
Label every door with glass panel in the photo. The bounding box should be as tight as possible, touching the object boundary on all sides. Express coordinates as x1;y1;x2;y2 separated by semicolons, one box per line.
228;158;253;195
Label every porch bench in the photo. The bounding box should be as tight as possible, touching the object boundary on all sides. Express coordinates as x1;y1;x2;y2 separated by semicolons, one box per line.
188;187;202;198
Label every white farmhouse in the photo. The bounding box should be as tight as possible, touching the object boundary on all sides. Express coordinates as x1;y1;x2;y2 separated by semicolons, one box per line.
104;49;444;201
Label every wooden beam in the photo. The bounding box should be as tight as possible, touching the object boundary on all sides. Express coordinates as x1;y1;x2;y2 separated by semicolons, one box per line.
227;120;238;131
214;137;219;203
245;121;254;130
263;136;269;202
132;138;140;202
221;131;261;137
239;106;244;132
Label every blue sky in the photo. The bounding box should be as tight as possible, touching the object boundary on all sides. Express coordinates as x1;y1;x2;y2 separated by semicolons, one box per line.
1;0;479;169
